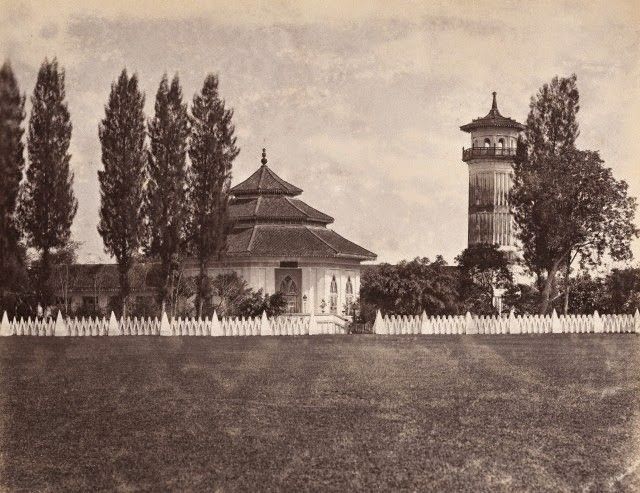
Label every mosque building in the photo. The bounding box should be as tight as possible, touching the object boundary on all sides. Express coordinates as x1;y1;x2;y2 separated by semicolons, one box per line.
191;149;377;315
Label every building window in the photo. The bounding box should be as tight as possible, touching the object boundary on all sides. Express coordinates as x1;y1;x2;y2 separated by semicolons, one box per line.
484;138;491;147
279;275;299;313
329;276;338;314
497;138;504;148
345;277;354;315
473;139;478;148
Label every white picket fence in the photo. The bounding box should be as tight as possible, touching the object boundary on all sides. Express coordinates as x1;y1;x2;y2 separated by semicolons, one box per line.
0;310;349;337
2;309;638;337
371;309;640;335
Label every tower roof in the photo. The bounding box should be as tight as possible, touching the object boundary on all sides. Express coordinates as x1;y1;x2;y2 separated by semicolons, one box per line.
460;92;524;133
230;148;303;197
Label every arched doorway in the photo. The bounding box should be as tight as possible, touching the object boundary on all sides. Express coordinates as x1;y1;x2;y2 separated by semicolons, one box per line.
279;275;300;313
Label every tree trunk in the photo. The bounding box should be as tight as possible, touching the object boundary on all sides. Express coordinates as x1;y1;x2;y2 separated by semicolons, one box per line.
40;247;52;306
563;251;571;314
196;255;208;318
118;261;131;318
158;256;171;313
539;260;561;314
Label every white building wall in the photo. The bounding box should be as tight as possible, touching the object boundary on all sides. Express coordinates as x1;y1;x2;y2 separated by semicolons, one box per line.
195;260;364;315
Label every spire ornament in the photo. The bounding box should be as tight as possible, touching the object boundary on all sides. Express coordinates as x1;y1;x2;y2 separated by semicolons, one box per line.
261;148;267;166
489;91;502;117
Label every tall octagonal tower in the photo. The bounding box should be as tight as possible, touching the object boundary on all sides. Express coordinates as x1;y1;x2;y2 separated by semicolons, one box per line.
460;92;524;252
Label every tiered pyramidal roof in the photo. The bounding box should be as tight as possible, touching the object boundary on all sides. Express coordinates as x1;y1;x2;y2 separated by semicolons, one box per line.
460;92;524;132
225;149;376;261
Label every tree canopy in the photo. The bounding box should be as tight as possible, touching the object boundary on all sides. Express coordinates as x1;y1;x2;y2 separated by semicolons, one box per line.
186;74;239;315
144;74;190;309
98;69;147;313
455;243;513;315
0;61;26;304
18;58;77;302
360;256;460;316
512;74;638;313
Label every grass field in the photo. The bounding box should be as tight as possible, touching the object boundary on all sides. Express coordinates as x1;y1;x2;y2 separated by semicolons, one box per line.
0;335;639;492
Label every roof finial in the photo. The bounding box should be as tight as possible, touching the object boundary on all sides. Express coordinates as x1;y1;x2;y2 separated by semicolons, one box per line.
487;91;502;117
261;147;267;166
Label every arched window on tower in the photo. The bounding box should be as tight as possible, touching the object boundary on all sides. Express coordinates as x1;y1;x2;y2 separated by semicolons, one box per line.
484;138;491;147
497;138;504;148
473;139;478;148
279;275;299;313
345;277;354;316
329;276;338;314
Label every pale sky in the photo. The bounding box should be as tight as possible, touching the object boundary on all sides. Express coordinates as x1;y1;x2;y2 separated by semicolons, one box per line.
2;0;639;265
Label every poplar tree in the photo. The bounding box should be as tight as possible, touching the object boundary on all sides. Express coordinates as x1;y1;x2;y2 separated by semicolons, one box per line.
0;61;25;295
512;75;638;313
19;58;77;303
144;74;190;310
98;69;146;314
186;74;239;316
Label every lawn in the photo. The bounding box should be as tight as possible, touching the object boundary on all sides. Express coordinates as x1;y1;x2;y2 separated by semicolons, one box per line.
0;335;638;492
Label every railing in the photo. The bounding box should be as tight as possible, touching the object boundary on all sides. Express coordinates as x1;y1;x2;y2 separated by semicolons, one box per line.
462;146;517;161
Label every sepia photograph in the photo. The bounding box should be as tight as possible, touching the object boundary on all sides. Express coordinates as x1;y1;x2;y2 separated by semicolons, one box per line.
1;0;639;490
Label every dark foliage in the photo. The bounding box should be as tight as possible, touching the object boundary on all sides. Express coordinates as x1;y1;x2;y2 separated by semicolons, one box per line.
0;61;26;295
98;69;147;314
502;282;541;315
186;74;239;316
0;243;31;317
18;58;77;303
360;257;460;315
558;273;606;314
605;268;640;313
455;243;513;315
209;271;286;318
144;74;190;309
512;74;638;313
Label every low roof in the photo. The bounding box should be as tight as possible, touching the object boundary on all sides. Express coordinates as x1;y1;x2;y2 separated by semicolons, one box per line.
50;263;161;293
225;225;377;261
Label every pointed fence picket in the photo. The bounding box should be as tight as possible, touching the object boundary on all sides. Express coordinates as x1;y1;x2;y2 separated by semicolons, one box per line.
2;309;638;337
370;309;640;336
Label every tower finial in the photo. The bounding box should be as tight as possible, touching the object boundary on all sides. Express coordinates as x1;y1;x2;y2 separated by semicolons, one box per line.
261;147;267;165
488;91;501;117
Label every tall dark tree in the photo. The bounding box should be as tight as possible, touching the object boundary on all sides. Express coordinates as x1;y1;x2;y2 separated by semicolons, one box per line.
144;74;190;310
0;61;26;299
98;69;147;314
455;243;513;315
186;74;239;316
512;75;638;313
18;58;77;303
